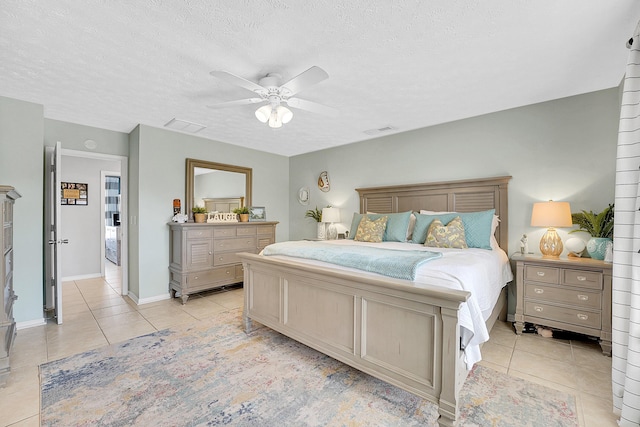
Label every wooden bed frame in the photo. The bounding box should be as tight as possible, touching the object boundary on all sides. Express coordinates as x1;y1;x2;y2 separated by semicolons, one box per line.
239;176;511;427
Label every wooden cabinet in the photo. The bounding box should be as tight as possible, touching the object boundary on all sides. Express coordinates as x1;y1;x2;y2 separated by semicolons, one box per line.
1;185;20;386
169;221;277;304
512;254;612;355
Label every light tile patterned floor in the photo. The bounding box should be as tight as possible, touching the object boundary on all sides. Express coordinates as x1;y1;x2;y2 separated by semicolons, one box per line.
0;262;617;426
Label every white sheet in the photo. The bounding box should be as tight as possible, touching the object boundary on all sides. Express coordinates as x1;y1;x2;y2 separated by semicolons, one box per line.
262;240;513;369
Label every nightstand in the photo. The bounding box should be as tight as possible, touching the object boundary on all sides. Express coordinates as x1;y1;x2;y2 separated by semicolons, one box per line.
512;253;612;355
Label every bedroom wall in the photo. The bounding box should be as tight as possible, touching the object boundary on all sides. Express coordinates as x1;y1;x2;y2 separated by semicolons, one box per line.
0;96;45;325
288;88;620;256
129;125;290;302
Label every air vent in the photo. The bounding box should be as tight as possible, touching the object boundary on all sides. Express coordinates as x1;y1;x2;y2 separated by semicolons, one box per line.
363;125;398;135
164;118;206;133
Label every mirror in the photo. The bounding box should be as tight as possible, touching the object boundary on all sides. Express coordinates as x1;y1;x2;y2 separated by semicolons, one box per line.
185;158;252;220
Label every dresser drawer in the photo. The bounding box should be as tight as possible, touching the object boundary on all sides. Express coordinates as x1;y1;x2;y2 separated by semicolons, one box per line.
524;301;601;329
235;264;244;280
186;228;213;239
257;237;273;250
214;237;256;252
236;226;257;236
524;265;560;284
187;267;236;286
562;269;602;290
214;228;237;238
256;225;274;235
213;252;241;266
524;283;601;310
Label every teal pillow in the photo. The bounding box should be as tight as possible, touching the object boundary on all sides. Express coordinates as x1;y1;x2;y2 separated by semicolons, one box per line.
411;209;495;249
347;211;412;242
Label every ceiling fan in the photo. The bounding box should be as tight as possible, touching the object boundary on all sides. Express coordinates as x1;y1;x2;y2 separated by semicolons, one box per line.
207;66;337;128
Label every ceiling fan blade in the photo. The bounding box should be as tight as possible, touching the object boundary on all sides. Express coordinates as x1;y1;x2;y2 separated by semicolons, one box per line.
280;66;329;96
206;98;264;109
285;98;338;116
210;71;267;94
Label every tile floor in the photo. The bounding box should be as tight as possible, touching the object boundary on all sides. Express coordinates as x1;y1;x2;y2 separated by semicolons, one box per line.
1;262;617;427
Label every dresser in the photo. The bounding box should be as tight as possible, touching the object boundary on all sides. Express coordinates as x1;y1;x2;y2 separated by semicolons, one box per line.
1;186;20;386
512;254;612;355
169;221;278;304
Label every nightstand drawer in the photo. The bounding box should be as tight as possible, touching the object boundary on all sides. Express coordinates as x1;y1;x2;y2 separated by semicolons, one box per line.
524;283;601;310
563;269;602;290
524;301;601;329
524;265;560;284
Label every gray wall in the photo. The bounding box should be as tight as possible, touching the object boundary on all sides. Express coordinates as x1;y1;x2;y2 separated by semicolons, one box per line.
45;119;129;156
60;156;120;278
289;88;620;256
0;96;44;324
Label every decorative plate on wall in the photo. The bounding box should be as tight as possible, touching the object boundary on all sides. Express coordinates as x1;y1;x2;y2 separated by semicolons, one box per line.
297;186;310;205
318;171;330;192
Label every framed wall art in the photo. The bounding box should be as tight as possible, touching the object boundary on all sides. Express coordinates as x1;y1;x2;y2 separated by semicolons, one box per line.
61;182;88;205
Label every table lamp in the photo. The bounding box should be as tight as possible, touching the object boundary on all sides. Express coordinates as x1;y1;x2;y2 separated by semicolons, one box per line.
322;207;340;240
531;201;572;258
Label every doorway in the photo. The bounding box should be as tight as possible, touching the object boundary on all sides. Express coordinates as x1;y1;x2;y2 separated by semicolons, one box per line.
60;149;128;295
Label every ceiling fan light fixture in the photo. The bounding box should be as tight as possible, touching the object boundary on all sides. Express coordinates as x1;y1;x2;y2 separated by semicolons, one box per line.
277;105;293;124
268;108;283;128
255;105;271;123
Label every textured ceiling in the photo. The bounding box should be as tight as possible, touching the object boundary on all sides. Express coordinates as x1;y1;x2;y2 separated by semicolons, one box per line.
1;1;639;156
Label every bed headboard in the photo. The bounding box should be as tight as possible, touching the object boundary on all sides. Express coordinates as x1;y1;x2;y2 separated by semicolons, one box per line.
356;176;511;251
202;197;245;213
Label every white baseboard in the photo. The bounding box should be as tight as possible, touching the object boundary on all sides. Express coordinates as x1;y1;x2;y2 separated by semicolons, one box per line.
17;318;47;330
126;292;170;306
62;273;102;281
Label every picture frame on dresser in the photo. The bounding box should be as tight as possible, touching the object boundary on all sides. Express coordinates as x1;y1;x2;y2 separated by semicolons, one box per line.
248;206;266;221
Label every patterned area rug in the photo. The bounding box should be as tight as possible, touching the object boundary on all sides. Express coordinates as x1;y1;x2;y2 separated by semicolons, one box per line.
40;309;578;426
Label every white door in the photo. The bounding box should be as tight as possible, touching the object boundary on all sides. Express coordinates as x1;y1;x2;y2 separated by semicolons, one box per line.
44;141;65;324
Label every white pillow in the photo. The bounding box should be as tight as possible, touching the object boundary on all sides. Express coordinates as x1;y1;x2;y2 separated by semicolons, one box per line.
419;210;500;249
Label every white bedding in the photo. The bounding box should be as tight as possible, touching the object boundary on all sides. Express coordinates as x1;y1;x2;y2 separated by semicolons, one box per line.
262;239;513;369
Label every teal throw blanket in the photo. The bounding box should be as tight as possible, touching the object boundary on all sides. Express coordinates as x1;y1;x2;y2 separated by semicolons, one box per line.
262;242;443;281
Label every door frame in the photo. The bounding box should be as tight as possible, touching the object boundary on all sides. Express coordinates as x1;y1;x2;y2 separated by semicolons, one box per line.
62;149;129;295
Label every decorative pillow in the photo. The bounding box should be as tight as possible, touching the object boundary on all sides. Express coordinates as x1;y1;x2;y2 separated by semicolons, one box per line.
420;210;500;249
348;211;412;242
354;215;388;243
411;209;495;249
425;216;468;249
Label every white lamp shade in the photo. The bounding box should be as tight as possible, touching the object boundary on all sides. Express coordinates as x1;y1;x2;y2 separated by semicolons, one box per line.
321;207;340;223
255;105;271;123
531;201;572;228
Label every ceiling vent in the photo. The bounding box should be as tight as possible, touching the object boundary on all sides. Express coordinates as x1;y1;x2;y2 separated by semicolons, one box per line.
363;125;398;135
164;118;206;133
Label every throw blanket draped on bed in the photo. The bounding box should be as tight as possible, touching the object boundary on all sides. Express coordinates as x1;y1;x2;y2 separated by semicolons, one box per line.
262;241;443;280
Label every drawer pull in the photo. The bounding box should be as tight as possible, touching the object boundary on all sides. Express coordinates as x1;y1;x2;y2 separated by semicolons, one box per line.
577;276;587;281
534;306;543;312
219;257;223;260
209;252;212;255
226;270;231;275
577;294;589;301
577;314;589;321
537;272;545;277
194;276;198;280
534;288;544;294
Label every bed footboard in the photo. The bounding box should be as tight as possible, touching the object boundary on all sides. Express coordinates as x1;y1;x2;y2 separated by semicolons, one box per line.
240;252;470;427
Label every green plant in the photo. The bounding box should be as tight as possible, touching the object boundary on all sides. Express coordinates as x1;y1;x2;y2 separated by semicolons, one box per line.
305;206;327;222
233;206;249;214
192;205;206;214
570;204;614;239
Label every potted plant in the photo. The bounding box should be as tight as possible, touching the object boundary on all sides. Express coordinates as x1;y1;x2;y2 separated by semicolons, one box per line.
233;206;250;222
192;205;207;223
305;206;327;239
570;204;614;260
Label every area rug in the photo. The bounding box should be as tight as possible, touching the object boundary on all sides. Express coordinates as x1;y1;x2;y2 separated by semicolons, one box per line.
40;309;578;426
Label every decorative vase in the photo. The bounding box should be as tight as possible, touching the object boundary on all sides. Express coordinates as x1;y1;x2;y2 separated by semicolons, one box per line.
239;213;249;222
586;237;612;260
317;222;326;240
194;213;206;223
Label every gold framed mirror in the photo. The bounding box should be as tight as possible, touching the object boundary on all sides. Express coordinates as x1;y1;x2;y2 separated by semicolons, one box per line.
185;158;252;220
